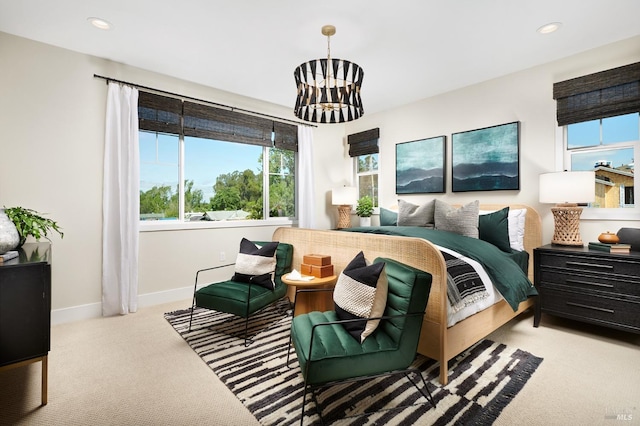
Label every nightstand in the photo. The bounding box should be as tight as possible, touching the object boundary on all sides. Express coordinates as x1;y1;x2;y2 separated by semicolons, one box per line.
533;244;640;334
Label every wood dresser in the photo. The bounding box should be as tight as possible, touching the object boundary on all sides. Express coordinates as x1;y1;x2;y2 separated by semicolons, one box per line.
534;244;640;334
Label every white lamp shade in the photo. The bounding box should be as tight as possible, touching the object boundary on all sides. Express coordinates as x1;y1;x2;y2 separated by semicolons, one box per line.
331;186;358;205
539;171;595;204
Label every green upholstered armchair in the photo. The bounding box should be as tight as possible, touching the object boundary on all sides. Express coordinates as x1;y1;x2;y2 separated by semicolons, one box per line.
188;241;293;345
287;257;435;424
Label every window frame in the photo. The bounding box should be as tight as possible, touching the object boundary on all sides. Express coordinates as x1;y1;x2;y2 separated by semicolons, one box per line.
138;92;298;230
557;122;639;221
140;131;296;231
354;153;380;209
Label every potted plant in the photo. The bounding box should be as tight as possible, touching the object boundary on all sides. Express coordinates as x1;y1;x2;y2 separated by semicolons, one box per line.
4;206;64;247
355;196;374;226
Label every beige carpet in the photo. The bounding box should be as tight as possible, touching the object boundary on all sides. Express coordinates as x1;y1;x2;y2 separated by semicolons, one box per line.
1;300;639;425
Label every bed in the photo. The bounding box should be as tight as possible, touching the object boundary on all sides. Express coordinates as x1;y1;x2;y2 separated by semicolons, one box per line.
272;203;541;385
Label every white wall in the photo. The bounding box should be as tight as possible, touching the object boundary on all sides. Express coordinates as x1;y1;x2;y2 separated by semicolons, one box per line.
1;31;638;324
344;35;640;244
0;32;348;323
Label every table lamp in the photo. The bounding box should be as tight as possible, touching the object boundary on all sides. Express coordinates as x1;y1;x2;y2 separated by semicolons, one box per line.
539;171;595;246
331;186;358;229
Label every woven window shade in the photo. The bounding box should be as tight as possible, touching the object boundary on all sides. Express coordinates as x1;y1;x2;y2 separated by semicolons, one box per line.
137;91;298;150
183;101;273;147
138;91;182;134
348;128;380;157
553;62;640;126
273;122;298;152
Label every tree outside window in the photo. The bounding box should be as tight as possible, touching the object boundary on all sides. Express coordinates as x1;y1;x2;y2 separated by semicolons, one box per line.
357;153;379;207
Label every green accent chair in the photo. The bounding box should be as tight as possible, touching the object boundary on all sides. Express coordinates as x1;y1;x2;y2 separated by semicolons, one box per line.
287;257;436;424
188;241;293;345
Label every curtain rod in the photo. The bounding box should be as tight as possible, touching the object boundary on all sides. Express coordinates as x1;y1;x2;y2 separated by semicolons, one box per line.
93;74;316;128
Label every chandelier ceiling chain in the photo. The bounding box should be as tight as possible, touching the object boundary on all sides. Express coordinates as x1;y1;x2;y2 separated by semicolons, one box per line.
294;25;364;124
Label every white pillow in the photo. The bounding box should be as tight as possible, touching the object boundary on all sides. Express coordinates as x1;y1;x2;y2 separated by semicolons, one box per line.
479;208;527;251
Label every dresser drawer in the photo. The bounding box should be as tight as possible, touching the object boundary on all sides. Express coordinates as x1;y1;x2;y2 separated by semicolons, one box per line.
538;252;640;278
539;288;640;332
538;269;640;299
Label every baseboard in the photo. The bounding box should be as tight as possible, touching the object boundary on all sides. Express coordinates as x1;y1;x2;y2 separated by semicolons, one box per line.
51;286;193;326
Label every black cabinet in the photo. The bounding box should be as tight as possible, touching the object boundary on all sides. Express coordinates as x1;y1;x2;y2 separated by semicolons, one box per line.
534;244;640;334
0;242;51;405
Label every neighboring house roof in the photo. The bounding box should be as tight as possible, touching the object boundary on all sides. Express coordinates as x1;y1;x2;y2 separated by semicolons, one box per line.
204;210;250;221
594;165;634;178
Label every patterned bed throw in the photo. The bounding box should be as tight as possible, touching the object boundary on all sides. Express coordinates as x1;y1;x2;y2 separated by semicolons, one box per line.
441;251;489;313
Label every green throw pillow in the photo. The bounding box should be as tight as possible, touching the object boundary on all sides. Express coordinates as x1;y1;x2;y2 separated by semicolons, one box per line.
379;207;398;226
478;207;512;252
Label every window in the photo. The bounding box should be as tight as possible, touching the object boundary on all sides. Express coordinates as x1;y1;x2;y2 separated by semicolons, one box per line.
138;91;297;222
139;132;179;220
348;128;380;207
356;154;378;206
554;62;640;219
564;113;638;210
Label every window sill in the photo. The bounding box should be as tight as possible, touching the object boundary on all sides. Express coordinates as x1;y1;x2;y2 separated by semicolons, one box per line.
580;208;638;221
140;218;295;232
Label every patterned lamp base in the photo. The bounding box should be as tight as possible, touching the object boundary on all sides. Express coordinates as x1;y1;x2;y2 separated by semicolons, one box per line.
551;205;584;246
336;205;352;229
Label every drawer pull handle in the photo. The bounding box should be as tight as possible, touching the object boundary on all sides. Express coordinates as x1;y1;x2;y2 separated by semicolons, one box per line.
566;261;613;270
566;279;614;289
566;301;614;314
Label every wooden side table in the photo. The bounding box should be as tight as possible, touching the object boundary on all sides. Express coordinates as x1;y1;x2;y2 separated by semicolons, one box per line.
282;274;338;316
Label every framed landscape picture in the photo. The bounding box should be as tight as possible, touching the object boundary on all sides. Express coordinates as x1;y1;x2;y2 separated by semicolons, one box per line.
451;122;520;192
396;136;446;194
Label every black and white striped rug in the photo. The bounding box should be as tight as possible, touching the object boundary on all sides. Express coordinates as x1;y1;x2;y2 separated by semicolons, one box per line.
165;300;542;425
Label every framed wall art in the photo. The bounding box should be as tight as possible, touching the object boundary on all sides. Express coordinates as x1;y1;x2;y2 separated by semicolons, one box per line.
451;121;520;192
396;135;446;194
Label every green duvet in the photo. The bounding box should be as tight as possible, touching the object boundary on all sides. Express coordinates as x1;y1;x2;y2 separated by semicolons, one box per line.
342;226;537;311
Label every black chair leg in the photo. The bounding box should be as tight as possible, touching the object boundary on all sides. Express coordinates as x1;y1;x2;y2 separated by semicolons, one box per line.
243;316;252;347
299;384;309;426
309;387;326;426
405;369;437;409
286;332;295;368
188;302;196;332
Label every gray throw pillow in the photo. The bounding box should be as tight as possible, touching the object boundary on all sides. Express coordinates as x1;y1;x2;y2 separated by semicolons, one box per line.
398;199;435;227
434;199;480;238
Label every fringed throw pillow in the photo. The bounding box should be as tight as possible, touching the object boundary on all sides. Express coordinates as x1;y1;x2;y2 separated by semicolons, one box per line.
232;238;278;290
333;251;388;343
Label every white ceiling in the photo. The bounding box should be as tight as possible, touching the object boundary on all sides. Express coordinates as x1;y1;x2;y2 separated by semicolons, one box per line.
2;0;640;117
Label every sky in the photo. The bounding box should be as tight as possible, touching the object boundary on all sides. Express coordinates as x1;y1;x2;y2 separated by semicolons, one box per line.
568;113;638;171
140;132;262;200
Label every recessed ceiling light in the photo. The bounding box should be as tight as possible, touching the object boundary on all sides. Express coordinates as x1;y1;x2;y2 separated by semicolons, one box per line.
537;22;562;34
87;17;112;30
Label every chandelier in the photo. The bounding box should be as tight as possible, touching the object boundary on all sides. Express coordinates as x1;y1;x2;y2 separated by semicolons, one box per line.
294;25;364;124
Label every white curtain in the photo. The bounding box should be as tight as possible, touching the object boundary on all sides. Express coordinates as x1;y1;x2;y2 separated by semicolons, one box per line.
102;82;140;316
297;126;316;228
